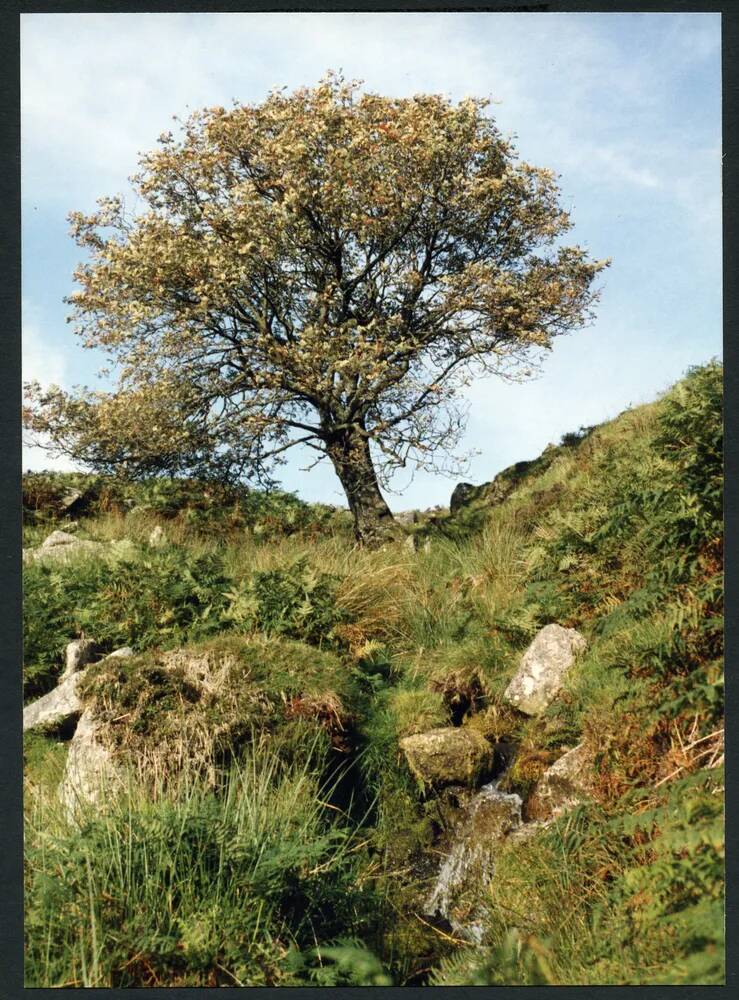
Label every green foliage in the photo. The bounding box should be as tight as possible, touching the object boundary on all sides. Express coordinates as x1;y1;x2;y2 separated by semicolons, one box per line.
22;470;334;538
22;471;105;523
431;928;557;985
23;730;69;802
225;558;348;646
288;940;392;986
25;749;382;987
433;766;723;985
23;361;724;986
604;770;724;972
23;547;231;700
23;557;107;700
655;359;723;549
24;547;352;700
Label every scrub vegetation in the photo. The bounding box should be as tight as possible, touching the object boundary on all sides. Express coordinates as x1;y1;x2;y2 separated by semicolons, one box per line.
24;361;723;986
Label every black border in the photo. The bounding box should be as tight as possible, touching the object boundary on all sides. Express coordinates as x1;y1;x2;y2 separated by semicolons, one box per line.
1;2;735;997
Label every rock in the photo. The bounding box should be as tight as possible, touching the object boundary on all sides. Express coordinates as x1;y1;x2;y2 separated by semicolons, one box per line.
450;482;477;513
27;531;106;565
23;671;85;732
59;486;96;517
40;529;78;548
58;709;120;819
503;624;586;716
403;533;418;553
524;743;592;822
60;488;83;509
449;460;542;520
148;525;167;547
400;727;494;788
395;510;419;526
60;638;99;682
103;646;134;661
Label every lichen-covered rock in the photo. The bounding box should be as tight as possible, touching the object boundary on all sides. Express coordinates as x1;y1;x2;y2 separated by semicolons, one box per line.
60;487;95;516
26;531;106;565
103;646;135;661
58;709;121;819
40;529;78;548
60;638;99;682
524;743;592;822
23;671;85;732
503;624;586;716
400;727;494;788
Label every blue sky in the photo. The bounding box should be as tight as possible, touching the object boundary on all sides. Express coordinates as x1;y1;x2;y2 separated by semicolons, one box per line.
21;11;722;510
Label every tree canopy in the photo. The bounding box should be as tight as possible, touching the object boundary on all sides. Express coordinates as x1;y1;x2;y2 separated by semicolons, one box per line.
25;73;608;543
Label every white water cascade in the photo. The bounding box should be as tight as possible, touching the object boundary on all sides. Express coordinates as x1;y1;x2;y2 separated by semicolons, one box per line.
424;778;523;943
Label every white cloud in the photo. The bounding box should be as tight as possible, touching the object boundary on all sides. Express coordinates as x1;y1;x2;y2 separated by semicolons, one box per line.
21;12;718;207
22;305;67;388
22;304;82;472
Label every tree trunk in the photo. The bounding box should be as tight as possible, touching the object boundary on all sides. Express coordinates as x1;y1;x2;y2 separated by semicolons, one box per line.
326;429;395;545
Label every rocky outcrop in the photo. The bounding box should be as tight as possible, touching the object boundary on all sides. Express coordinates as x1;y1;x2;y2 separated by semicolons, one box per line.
524;743;592;822
40;529;79;548
400;727;494;788
58;709;120;820
60;638;99;682
504;624;586;716
450;483;477;513
103;646;134;661
404;533;418;553
25;644;134;733
23;671;85;732
395;510;419;526
59;486;96;517
24;529;107;565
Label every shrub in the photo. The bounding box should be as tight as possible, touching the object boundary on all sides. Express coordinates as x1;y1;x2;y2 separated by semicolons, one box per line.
433;767;724;985
22;470;332;537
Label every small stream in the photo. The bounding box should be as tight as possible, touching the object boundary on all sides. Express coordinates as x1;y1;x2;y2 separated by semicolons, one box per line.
424;777;523;943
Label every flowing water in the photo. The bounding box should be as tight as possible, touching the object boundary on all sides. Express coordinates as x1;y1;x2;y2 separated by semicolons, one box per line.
424;778;523;943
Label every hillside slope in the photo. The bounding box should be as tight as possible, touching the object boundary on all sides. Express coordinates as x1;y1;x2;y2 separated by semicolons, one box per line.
23;361;723;986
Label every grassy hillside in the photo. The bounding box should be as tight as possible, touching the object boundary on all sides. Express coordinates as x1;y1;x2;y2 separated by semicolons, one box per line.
23;360;723;986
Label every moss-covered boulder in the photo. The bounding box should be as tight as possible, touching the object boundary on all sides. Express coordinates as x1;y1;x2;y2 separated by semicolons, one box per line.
399;727;494;788
77;634;361;777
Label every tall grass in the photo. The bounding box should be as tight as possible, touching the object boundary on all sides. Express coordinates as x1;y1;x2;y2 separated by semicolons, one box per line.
25;744;383;987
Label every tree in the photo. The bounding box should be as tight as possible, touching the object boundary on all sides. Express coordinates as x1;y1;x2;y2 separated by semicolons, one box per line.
25;74;608;544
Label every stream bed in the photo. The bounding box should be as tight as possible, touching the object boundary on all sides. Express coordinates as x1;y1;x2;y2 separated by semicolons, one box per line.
424;777;524;943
